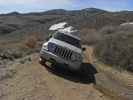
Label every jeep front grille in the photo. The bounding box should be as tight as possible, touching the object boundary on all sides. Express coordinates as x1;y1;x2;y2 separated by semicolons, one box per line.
54;46;73;60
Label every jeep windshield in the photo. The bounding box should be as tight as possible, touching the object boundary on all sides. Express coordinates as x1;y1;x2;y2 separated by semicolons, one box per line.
53;32;81;48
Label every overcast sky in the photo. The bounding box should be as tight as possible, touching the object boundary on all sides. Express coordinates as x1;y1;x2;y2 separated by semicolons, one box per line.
0;0;132;13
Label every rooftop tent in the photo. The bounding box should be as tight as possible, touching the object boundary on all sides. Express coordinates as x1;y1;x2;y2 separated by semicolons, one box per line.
58;26;80;40
59;26;75;33
120;22;133;26
49;22;80;40
49;22;68;31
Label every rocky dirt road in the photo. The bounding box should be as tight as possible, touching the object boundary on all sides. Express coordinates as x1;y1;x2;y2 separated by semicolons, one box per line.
0;51;112;100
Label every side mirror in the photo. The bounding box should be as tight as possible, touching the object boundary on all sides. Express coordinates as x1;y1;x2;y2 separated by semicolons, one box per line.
82;47;86;51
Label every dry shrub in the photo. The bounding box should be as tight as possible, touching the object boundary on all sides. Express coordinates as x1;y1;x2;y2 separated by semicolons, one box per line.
94;25;133;72
80;28;101;45
99;26;116;35
24;33;39;49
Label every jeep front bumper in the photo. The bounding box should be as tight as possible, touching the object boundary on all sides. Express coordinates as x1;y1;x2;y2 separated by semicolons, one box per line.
40;49;81;70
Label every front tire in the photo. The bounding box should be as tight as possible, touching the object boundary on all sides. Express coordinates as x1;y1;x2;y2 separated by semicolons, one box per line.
39;57;46;65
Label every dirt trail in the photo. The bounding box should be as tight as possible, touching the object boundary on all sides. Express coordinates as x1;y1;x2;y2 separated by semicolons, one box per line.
0;53;112;100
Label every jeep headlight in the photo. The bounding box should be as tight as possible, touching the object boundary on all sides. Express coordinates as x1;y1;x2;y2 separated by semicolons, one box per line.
42;43;48;50
47;42;56;52
71;52;81;61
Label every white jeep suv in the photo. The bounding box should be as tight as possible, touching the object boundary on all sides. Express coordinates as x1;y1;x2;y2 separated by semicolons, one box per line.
40;26;84;71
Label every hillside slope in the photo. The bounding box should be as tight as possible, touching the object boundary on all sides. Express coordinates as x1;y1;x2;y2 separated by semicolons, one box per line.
0;53;112;100
0;8;133;43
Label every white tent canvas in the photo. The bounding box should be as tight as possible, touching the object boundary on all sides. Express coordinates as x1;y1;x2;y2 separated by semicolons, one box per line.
49;22;67;31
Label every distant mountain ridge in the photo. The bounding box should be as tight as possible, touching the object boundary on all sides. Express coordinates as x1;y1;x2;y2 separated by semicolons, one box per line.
2;8;133;15
0;8;105;15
